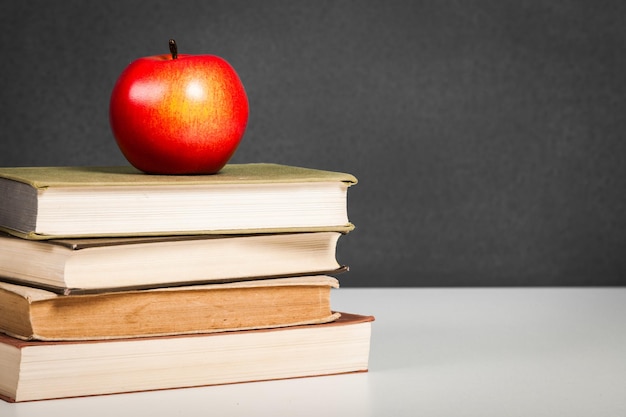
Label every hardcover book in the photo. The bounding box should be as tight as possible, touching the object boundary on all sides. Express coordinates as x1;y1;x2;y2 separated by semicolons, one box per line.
0;163;357;239
0;276;340;341
0;312;374;402
0;231;345;293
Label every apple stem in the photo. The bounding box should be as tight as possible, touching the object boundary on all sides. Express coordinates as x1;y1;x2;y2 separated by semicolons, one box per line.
169;39;178;60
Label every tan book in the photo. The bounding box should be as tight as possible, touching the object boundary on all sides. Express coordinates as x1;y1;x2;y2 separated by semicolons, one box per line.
0;276;340;341
0;231;345;293
0;163;357;239
0;312;374;403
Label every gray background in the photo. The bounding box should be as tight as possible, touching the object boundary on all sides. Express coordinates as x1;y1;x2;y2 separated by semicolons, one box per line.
2;1;626;286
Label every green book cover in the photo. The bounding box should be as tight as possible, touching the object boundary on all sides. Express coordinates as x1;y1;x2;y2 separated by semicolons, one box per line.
0;163;357;188
0;163;357;239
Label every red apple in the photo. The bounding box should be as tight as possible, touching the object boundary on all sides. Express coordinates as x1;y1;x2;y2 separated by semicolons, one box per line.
109;39;249;174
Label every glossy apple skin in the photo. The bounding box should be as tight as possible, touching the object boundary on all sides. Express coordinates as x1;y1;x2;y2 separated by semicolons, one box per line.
109;53;249;174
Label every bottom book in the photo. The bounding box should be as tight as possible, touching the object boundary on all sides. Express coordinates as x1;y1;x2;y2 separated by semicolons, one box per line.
0;312;374;402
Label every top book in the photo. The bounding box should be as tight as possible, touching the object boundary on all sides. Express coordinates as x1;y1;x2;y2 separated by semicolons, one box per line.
0;164;357;239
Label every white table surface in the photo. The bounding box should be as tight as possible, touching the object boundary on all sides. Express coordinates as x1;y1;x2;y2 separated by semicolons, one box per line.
2;287;625;416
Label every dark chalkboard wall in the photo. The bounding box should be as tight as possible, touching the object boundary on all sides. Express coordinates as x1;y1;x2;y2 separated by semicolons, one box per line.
2;1;626;286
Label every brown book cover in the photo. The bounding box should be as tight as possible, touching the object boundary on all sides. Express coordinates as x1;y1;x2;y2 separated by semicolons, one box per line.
0;312;374;402
0;276;341;341
0;231;346;293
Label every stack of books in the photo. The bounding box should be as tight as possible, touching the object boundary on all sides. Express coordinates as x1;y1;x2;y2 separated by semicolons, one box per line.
0;163;374;402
